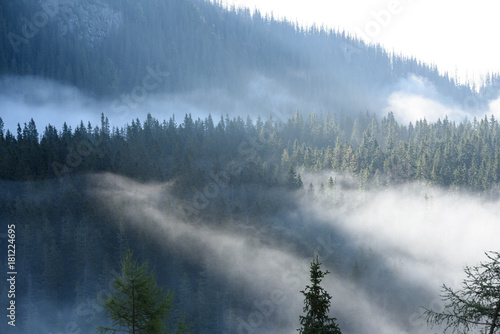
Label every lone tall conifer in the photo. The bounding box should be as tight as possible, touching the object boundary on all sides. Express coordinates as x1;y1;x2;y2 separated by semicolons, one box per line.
298;256;342;334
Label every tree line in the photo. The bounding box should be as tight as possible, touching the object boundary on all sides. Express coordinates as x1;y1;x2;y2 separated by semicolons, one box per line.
2;111;500;193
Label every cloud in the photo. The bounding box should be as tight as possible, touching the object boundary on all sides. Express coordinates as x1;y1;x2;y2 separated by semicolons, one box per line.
0;74;303;134
302;176;500;303
87;173;308;333
0;76;106;133
487;95;500;120
301;176;500;332
384;75;468;123
384;74;500;124
386;92;468;123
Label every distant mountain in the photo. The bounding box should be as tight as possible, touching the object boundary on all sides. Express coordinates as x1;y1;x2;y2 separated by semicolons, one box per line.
1;0;499;115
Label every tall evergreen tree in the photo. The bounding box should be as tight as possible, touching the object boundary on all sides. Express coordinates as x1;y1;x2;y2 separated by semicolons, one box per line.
298;256;342;334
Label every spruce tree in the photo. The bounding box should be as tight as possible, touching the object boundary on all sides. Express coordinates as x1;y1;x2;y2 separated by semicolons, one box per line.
298;256;342;334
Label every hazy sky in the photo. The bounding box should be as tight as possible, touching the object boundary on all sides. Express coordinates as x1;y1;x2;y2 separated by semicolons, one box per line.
222;0;500;86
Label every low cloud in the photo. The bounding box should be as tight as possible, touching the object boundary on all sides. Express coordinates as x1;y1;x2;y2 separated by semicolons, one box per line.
0;74;309;134
0;76;103;132
385;90;468;123
384;75;500;123
5;74;499;137
304;181;500;284
487;95;500;120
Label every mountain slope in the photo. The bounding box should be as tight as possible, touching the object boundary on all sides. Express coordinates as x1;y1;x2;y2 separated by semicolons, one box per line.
2;0;497;115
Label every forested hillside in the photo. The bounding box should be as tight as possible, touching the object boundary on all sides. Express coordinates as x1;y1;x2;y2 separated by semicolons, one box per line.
2;111;500;333
2;0;497;112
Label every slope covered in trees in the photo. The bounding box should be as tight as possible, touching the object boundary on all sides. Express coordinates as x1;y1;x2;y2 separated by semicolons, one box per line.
1;0;497;112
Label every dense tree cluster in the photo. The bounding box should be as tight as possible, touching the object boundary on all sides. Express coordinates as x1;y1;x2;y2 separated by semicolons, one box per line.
280;111;500;192
2;111;500;193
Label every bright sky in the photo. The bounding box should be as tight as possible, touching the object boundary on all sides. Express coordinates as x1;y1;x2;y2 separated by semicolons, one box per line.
223;0;500;86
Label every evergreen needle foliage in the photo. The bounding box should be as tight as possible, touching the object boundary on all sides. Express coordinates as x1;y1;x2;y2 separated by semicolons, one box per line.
298;256;342;334
96;249;191;334
424;251;500;334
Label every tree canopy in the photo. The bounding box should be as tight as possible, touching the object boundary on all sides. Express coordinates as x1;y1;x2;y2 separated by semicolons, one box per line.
3;111;500;194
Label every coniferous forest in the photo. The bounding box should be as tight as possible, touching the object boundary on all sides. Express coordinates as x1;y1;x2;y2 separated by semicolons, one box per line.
1;0;500;333
2;110;500;333
3;111;500;192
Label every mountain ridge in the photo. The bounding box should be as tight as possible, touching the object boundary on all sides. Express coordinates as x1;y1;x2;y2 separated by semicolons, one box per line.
2;0;497;116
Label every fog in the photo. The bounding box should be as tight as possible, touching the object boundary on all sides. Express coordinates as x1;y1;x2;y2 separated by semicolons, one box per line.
0;74;316;133
84;172;500;334
385;75;500;123
3;74;498;136
0;76;102;133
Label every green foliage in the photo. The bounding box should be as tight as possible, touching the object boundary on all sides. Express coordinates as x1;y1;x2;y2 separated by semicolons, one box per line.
4;111;500;193
299;256;342;334
96;250;192;334
424;251;500;334
1;0;489;106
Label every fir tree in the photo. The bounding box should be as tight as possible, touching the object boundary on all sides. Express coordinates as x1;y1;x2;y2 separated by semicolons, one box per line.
298;256;342;334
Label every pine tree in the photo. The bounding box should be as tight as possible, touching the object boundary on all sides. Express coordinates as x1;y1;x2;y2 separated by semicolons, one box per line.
96;250;191;334
298;256;342;334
